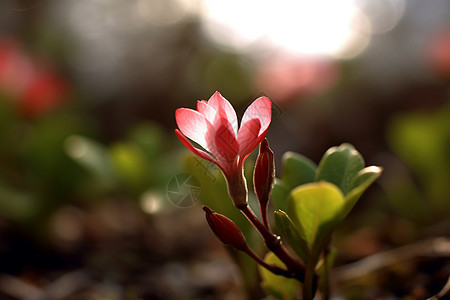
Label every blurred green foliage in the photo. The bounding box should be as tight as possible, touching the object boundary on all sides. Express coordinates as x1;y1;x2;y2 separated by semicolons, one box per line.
387;104;450;222
0;97;87;226
0;91;183;247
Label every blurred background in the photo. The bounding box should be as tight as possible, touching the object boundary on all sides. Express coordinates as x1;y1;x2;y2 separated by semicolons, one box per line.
0;0;450;299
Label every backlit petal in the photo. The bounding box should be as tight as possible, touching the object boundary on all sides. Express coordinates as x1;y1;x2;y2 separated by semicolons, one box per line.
240;97;272;136
207;92;238;135
175;129;217;165
197;100;217;124
175;108;208;149
237;118;261;158
206;116;239;164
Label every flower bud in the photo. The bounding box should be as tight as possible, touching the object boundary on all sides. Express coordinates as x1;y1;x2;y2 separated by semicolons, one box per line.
202;206;248;252
254;139;274;218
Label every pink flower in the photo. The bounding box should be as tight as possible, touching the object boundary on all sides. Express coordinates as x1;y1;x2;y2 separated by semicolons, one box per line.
175;92;271;205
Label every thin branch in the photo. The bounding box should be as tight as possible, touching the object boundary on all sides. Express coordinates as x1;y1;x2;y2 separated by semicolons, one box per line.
243;246;296;279
333;237;450;284
238;204;306;282
427;275;450;300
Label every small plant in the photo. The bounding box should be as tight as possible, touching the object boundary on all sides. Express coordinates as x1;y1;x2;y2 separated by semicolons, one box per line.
175;92;382;299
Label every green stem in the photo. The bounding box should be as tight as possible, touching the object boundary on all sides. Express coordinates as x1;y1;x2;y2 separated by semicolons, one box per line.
227;174;306;281
322;251;331;300
238;204;306;282
302;252;319;300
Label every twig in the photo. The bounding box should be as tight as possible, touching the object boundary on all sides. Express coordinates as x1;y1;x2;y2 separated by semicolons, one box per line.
427;275;450;300
333;237;450;283
0;274;41;300
238;204;307;282
243;246;299;279
0;269;92;300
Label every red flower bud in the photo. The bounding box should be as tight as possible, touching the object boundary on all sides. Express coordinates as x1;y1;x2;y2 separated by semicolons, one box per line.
253;138;274;225
202;206;248;252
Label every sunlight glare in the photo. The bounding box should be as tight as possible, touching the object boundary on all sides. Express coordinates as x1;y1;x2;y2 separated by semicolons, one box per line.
198;0;371;59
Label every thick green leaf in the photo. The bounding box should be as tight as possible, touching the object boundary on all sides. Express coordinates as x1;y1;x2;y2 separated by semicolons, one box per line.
271;179;291;211
259;252;301;300
349;166;382;191
315;143;364;195
343;166;382;217
281;152;317;189
287;182;346;251
274;210;309;263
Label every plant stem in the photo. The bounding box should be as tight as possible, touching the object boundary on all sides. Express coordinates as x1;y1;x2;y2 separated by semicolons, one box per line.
243;246;298;279
303;258;317;300
322;250;331;300
260;200;269;228
238;204;306;282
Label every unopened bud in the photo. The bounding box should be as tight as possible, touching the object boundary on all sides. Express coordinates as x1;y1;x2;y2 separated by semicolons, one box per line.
202;206;248;251
254;139;275;214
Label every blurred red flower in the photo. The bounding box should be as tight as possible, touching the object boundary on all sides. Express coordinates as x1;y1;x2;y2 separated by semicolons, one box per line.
0;39;69;119
429;30;450;77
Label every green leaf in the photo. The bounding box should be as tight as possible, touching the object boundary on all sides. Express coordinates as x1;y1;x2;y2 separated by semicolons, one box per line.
259;252;301;300
281;152;317;189
343;166;382;217
287;182;346;253
274;210;310;263
315;143;364;195
271;179;291;212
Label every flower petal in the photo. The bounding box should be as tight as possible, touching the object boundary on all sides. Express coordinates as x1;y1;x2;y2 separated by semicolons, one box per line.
175;108;209;150
240;97;272;136
207;91;238;135
237;118;261;158
197;100;217;124
206;116;239;164
175;129;217;165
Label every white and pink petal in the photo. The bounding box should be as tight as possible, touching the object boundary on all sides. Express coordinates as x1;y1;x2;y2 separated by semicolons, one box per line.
240;97;272;136
237;118;261;158
174;129;217;165
175;108;209;150
205;116;239;165
197;100;217;124
207;92;238;135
